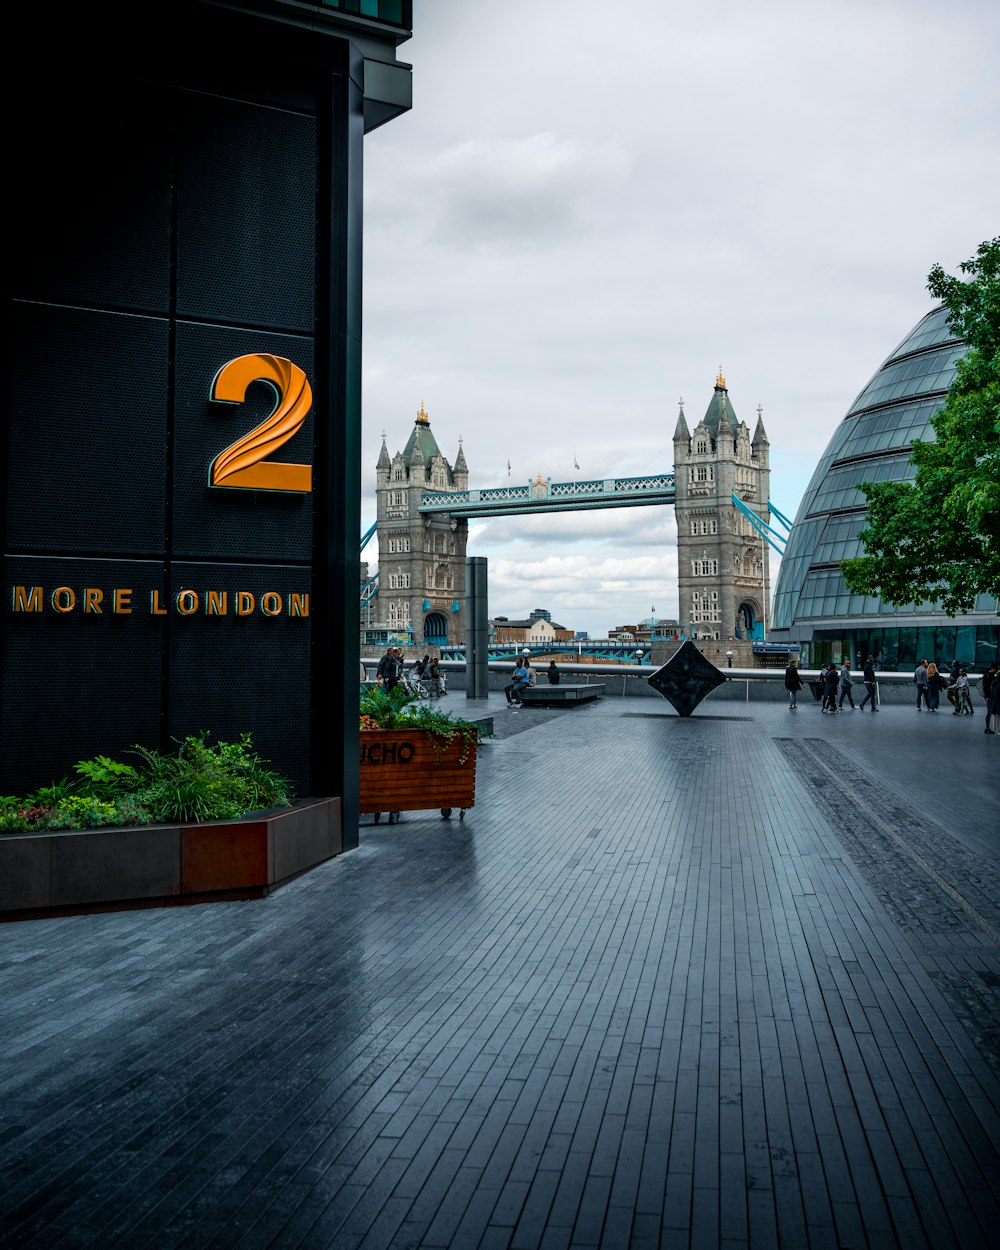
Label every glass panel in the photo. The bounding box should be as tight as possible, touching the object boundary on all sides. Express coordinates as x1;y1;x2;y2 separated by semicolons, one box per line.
975;627;1000;670
847;344;965;416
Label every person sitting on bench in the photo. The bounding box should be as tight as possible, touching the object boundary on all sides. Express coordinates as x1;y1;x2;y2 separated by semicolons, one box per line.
505;659;530;706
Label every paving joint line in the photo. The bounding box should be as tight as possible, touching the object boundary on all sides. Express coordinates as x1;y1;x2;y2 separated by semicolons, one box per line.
791;736;1000;948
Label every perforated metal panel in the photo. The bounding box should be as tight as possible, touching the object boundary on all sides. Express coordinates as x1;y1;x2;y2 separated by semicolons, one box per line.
7;304;169;555
171;324;314;561
1;557;165;793
167;563;312;795
176;91;317;331
10;84;172;313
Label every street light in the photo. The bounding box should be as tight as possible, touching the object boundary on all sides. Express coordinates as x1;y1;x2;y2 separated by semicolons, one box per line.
522;647;530;656
635;649;644;666
726;649;734;668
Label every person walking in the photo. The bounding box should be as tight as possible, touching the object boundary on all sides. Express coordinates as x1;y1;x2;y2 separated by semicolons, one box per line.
784;659;803;711
504;658;530;707
376;645;402;692
954;669;973;715
925;662;944;711
945;660;962;713
424;657;443;697
983;663;998;735
547;660;560;686
988;668;1000;735
914;659;929;710
859;656;879;711
838;661;857;710
822;664;840;713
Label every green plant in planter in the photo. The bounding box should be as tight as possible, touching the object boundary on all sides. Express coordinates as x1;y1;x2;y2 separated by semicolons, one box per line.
359;683;488;765
0;732;293;833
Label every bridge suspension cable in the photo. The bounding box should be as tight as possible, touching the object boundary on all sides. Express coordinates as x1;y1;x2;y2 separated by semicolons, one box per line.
731;493;786;556
767;500;794;533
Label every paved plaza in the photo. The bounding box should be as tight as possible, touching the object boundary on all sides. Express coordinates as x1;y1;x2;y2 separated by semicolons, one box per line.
2;692;999;1249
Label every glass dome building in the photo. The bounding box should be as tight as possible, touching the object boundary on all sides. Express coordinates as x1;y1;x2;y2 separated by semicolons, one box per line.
769;306;999;671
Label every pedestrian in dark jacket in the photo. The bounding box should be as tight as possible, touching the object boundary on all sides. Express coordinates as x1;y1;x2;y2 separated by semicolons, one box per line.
784;660;803;710
547;660;560;686
984;664;998;734
914;659;929;709
838;661;857;710
859;657;878;711
822;664;840;713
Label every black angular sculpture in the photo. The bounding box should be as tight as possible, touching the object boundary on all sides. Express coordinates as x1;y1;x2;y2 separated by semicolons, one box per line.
647;640;728;716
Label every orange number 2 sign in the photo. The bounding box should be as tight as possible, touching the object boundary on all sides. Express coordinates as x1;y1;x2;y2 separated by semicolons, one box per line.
210;354;313;493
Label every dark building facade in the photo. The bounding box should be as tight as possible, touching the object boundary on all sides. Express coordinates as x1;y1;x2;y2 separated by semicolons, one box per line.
769;306;999;671
3;1;412;842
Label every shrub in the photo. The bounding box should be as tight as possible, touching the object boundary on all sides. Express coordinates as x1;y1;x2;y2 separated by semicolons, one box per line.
0;733;293;834
359;683;487;764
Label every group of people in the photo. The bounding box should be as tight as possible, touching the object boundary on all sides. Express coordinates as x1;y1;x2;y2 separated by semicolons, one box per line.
782;656;1000;733
783;658;879;713
504;658;560;707
374;647;447;697
914;658;999;732
411;654;446;697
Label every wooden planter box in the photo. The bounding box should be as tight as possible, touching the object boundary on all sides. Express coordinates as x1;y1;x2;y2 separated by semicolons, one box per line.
360;730;477;821
0;797;342;922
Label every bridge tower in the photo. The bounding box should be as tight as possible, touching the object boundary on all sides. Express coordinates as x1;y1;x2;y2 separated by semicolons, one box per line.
673;373;771;643
375;404;469;649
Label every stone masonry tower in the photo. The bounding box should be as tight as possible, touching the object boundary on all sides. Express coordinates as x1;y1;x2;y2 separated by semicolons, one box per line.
673;371;771;643
375;404;469;649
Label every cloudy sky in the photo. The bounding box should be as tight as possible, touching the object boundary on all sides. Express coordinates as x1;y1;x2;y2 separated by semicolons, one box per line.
360;0;999;640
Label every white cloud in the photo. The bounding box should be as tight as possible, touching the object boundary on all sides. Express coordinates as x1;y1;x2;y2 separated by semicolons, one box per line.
360;0;1000;639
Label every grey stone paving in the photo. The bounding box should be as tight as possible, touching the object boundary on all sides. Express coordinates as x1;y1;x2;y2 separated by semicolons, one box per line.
1;694;999;1249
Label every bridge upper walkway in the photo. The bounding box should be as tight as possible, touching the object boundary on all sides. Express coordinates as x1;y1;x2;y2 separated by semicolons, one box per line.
418;471;675;518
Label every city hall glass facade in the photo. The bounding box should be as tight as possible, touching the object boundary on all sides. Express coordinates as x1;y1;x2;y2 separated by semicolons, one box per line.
769;306;999;671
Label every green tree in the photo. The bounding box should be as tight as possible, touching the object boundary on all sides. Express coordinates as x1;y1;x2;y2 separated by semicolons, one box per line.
842;237;1000;615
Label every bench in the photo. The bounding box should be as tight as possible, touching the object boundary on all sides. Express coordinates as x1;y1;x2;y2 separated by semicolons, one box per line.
517;683;605;707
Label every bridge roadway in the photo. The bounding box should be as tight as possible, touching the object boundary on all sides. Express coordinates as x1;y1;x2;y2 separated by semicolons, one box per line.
2;694;998;1249
418;472;676;519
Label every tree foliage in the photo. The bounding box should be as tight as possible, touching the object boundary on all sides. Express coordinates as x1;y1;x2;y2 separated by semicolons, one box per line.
841;238;1000;616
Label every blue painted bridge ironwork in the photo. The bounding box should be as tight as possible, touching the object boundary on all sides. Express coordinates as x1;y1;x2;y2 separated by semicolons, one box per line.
418;472;676;519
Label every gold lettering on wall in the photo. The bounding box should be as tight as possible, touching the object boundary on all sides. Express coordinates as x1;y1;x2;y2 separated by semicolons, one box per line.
12;586;42;612
8;586;308;618
210;354;313;493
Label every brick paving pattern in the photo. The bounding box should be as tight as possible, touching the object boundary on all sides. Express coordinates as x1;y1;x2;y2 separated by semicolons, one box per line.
1;694;998;1249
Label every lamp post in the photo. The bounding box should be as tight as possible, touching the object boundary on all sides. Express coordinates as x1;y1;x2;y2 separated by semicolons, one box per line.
726;649;734;669
635;649;644;667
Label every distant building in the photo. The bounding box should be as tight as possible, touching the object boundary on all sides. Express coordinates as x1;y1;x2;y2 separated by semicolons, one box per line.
490;615;574;647
673;373;771;642
609;617;680;645
769;306;999;671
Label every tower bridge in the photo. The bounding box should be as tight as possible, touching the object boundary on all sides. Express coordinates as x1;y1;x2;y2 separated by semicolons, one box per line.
417;472;675;520
368;378;773;649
